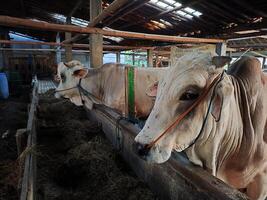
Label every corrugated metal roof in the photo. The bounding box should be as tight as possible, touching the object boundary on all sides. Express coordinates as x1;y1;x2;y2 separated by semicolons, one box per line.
0;0;267;49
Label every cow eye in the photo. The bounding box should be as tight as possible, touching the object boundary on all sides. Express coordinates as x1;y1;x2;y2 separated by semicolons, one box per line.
180;90;199;101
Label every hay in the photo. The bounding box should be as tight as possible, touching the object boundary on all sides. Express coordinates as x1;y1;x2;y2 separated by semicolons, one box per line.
0;89;30;200
36;92;156;200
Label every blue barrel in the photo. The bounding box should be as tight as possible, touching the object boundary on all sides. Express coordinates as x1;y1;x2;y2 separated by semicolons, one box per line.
0;73;9;99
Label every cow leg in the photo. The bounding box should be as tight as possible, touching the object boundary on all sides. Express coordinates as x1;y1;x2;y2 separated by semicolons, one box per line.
246;169;267;200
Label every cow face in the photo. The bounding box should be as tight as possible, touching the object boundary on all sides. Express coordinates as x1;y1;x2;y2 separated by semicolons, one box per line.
134;53;232;163
55;60;88;106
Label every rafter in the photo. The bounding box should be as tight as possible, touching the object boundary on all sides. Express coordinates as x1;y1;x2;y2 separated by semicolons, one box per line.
62;0;132;44
119;0;203;29
68;0;84;17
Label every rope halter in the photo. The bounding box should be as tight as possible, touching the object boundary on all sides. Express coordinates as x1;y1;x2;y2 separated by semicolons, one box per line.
144;71;225;151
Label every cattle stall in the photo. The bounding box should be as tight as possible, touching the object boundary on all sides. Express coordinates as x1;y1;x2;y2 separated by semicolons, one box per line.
16;80;249;200
1;1;267;200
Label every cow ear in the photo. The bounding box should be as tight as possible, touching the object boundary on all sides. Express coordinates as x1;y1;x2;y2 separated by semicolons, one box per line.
212;56;231;68
211;92;223;122
73;68;88;78
146;81;158;97
211;80;232;122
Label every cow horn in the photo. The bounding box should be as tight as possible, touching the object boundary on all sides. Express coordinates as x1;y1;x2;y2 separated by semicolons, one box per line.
212;56;232;68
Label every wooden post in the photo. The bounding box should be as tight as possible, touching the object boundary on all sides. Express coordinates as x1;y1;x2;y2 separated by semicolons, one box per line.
65;16;72;61
262;57;266;69
116;52;120;63
155;53;159;67
89;0;103;68
132;53;135;66
16;128;27;156
216;43;227;56
56;32;61;63
147;49;153;67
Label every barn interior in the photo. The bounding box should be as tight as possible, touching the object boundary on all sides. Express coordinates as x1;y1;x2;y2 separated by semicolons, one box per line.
0;0;266;200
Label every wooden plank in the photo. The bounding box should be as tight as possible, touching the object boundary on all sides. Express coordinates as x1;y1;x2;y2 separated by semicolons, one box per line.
20;82;38;200
86;104;249;200
0;16;225;44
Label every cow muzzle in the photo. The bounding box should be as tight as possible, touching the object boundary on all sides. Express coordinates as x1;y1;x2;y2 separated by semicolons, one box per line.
132;141;150;160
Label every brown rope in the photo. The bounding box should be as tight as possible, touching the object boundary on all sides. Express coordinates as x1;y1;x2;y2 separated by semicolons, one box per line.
145;72;223;150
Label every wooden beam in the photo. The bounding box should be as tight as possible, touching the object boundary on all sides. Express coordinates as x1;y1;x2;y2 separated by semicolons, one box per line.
0;16;224;44
0;39;155;50
62;0;131;44
20;83;38;200
103;0;150;27
68;0;84;17
227;44;267;48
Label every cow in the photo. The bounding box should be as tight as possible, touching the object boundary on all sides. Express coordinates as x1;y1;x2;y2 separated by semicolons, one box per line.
55;60;167;119
134;52;267;200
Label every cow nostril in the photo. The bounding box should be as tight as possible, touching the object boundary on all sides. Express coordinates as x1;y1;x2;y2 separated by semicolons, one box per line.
133;142;150;157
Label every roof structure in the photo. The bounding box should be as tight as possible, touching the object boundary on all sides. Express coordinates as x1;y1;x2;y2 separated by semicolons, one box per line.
0;0;267;50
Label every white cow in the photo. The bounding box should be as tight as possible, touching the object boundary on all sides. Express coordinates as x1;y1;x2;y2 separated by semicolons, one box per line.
134;52;267;200
55;60;167;119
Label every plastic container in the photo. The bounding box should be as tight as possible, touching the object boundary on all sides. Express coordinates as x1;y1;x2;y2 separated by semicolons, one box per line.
0;73;9;99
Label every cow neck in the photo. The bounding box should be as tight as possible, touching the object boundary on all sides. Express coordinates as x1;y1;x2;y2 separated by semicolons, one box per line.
81;68;102;100
215;74;257;179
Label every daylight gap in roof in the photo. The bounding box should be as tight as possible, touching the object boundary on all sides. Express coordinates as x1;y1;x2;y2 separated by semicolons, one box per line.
148;0;202;22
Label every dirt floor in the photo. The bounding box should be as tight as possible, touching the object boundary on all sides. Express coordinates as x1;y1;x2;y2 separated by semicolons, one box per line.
0;86;30;200
36;90;156;200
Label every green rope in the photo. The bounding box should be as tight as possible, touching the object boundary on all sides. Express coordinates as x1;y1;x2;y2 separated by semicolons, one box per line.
127;67;135;120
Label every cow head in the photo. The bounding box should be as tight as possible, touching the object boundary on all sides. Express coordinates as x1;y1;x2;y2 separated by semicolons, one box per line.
55;60;88;106
134;53;232;163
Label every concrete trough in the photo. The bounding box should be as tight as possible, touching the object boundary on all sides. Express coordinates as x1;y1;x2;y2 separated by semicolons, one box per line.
20;81;248;200
86;104;249;200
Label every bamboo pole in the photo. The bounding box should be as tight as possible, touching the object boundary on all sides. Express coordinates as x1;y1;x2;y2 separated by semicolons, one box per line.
0;16;224;44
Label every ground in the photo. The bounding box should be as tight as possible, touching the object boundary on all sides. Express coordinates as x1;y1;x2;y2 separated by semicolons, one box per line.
0;86;30;200
36;90;156;200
